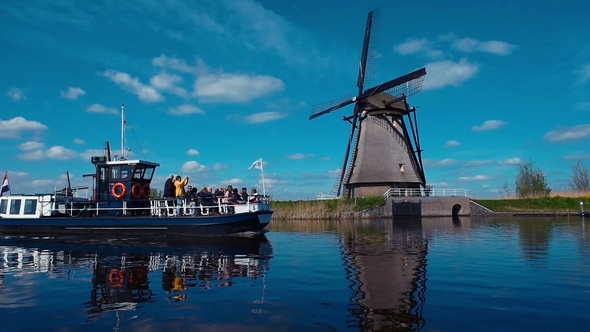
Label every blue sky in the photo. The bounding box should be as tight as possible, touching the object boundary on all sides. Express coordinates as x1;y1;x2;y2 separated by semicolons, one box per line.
1;0;589;200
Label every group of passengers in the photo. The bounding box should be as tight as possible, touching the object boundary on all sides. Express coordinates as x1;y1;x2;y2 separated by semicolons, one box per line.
162;174;259;216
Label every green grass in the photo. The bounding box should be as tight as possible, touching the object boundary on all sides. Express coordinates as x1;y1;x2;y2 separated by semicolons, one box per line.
474;195;590;212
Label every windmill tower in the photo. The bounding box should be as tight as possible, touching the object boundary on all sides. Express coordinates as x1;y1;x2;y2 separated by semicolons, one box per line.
310;8;427;198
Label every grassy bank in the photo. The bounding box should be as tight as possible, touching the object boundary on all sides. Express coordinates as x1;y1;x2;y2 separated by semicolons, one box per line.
473;195;590;212
269;194;590;220
270;197;384;220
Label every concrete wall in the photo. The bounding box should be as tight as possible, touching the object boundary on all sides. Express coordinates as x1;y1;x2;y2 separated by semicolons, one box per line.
384;196;471;217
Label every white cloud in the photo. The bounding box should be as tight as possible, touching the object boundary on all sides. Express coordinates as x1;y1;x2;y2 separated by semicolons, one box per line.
152;55;201;74
472;120;506;131
187;149;200;156
444;140;460;147
544;124;590;143
168;104;204;115
213;163;229;170
394;38;443;58
452;37;518;55
194;72;284;103
287;153;314;160
86;103;119;115
17;145;78;161
563;154;590;160
499;158;523;165
73;138;85;144
458;175;490;181
0;117;48;138
423;59;479;90
6;87;26;101
103;70;164;103
149;72;188;97
182;161;207;173
244;112;288;124
16;150;45;161
60;87;86;100
18;141;45;151
435;158;457;167
574;64;590;85
395;38;430;55
465;160;493;166
46;146;78;160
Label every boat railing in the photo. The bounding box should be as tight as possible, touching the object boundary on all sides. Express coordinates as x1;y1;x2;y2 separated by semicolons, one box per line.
9;193;271;218
148;195;271;217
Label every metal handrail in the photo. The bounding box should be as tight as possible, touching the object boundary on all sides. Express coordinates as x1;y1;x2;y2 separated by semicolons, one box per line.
383;188;470;199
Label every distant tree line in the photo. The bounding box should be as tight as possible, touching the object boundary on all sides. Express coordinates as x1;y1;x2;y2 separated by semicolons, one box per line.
502;159;589;198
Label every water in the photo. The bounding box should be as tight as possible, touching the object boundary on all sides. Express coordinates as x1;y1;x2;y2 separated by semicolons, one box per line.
0;216;589;331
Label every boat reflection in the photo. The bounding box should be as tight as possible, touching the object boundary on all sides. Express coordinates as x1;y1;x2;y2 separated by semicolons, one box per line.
344;216;472;331
0;234;272;321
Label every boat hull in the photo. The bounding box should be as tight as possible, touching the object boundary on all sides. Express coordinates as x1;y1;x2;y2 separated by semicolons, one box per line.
0;210;273;237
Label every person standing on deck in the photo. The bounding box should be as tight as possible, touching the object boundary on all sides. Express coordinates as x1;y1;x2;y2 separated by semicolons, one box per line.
163;174;175;215
174;175;189;215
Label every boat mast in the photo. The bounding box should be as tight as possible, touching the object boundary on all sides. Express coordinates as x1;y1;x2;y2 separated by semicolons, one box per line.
121;103;126;160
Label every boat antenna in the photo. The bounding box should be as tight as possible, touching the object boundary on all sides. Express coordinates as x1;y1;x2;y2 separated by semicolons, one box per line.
121;103;126;160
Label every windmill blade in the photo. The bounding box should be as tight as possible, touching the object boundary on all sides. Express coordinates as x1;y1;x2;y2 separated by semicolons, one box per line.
336;107;361;196
361;8;380;88
309;95;355;120
360;67;426;100
357;8;380;92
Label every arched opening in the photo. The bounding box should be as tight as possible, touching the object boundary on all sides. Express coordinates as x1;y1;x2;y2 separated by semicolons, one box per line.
452;204;462;217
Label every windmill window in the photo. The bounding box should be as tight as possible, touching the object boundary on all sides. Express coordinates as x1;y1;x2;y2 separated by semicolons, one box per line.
399;164;405;172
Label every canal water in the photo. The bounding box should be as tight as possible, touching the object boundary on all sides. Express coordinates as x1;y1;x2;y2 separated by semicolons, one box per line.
0;216;588;331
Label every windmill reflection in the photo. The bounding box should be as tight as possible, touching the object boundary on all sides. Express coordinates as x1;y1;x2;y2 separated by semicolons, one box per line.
344;217;470;331
0;235;272;320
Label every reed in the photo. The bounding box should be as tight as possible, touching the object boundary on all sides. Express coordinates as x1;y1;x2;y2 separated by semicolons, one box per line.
270;196;385;220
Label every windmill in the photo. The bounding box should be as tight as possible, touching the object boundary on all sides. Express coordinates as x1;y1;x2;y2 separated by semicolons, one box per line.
310;8;427;198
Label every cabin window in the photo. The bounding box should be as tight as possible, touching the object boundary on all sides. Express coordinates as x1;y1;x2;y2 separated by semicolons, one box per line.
133;167;145;179
23;199;37;215
120;165;133;179
144;168;154;180
9;199;21;214
111;166;120;179
0;199;6;214
111;165;133;180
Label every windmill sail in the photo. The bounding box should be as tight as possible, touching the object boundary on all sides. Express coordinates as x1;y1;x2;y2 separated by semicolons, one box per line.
310;9;427;198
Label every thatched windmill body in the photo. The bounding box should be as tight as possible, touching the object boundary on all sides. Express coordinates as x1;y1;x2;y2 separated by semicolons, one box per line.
310;8;428;198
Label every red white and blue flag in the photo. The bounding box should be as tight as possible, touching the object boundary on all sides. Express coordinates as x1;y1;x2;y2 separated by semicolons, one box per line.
1;172;9;196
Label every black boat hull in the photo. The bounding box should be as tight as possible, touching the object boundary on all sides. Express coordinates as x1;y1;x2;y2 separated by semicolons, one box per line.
0;210;273;237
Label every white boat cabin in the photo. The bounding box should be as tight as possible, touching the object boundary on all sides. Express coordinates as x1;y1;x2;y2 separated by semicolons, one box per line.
0;194;89;219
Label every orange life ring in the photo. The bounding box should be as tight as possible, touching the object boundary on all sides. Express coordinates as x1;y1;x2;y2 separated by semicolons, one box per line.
140;184;150;199
109;268;125;288
111;183;127;199
131;183;142;199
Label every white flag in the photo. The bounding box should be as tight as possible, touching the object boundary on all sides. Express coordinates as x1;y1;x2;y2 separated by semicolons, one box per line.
249;158;262;170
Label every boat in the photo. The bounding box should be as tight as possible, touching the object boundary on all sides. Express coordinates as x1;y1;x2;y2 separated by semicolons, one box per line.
0;104;273;237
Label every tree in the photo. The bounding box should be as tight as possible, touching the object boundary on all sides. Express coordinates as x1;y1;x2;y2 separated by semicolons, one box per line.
501;180;513;198
569;160;590;192
515;159;551;198
150;188;162;198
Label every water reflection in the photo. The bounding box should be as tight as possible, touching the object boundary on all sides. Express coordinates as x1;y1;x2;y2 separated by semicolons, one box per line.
268;216;475;331
344;217;428;331
0;234;272;323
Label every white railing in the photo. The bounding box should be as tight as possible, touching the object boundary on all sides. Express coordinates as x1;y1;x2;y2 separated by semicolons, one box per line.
149;195;272;217
383;188;470;199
